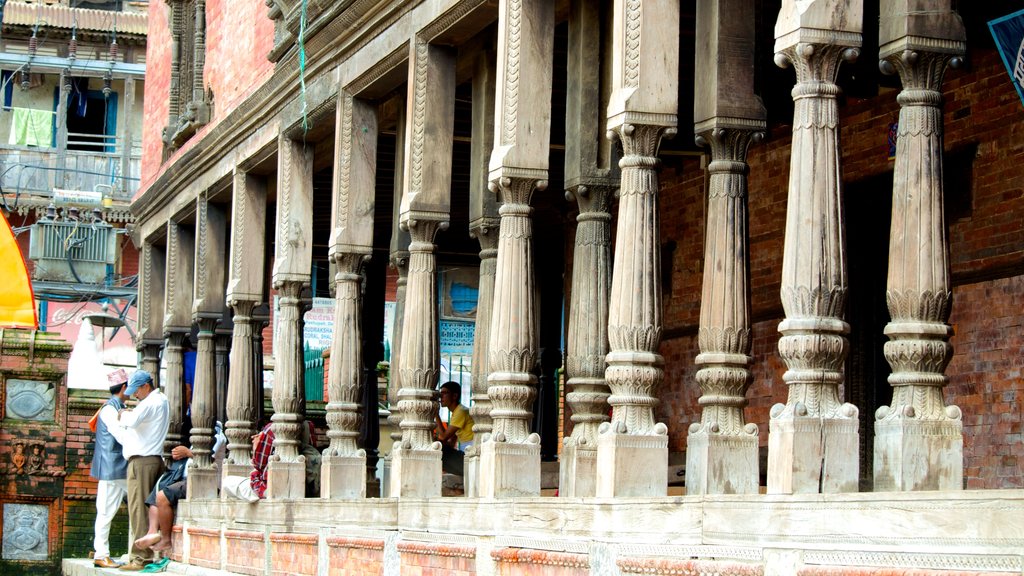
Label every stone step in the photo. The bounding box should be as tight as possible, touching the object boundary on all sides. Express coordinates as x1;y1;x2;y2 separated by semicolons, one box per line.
63;558;244;576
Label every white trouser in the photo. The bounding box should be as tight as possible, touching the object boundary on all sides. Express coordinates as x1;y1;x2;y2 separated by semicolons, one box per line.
93;478;128;559
222;475;260;503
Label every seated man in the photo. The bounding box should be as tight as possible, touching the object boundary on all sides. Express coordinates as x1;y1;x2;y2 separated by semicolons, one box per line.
134;423;226;553
435;381;474;476
222;420;318;501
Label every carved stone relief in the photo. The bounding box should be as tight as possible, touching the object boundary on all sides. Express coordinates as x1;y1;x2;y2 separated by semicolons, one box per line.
5;379;56;421
2;503;48;561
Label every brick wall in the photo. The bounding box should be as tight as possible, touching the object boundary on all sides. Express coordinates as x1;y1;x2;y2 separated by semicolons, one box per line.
325;536;384;576
653;46;1024;488
188;526;222;570
141;0;275;191
493;548;588;576
225;530;266;576
270;532;318;576
398;541;476;576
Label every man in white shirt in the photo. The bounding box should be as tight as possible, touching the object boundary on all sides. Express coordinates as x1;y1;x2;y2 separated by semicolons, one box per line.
90;369;130;568
116;369;169;571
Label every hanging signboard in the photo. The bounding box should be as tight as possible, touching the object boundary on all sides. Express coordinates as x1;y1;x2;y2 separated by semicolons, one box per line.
989;8;1024;108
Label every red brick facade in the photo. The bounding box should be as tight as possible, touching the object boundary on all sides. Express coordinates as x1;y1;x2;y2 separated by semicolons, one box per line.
140;0;275;192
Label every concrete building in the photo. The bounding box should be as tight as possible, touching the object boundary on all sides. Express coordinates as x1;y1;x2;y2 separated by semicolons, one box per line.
119;0;1024;574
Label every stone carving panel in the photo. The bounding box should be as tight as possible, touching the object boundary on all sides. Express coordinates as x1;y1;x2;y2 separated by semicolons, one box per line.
4;379;56;421
2;503;48;561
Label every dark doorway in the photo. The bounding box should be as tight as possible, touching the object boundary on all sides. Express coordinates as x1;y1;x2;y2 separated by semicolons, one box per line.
844;171;894;491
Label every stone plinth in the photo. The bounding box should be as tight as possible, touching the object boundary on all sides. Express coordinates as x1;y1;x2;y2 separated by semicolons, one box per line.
479;438;541;499
266;459;306;500
321;453;368;499
186;468;219;500
686;430;759;495
874;416;963;491
768;411;859;494
595;426;668;498
390;445;441;499
559;444;598;498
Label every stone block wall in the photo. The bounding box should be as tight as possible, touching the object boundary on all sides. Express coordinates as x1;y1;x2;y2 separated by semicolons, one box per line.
653;46;1024;489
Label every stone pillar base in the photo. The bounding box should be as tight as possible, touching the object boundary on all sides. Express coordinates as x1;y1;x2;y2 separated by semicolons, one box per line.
380;456;392;498
266;459;306;499
221;462;252;480
186;467;220;500
464;450;480;498
768;410;859;494
559;443;597;497
874;415;963;491
321;453;367;499
595;428;668;497
390;446;442;498
685;428;759;495
479;438;541;498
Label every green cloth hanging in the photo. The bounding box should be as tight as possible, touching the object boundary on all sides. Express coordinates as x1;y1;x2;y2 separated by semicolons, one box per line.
7;107;53;147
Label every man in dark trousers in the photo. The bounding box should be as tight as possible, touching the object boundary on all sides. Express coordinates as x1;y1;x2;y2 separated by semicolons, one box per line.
91;369;130;568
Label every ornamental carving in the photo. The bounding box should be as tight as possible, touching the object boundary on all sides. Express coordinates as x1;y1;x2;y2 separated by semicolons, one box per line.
5;379;55;422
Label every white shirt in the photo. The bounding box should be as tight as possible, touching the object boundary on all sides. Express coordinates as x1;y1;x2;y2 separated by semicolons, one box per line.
99;404;127;445
118;389;169;459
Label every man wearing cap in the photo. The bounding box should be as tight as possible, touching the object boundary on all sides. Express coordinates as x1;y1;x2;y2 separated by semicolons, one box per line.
90;369;130;568
116;370;169;571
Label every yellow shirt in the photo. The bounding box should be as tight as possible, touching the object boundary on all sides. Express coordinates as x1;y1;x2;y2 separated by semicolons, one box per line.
449;404;474;444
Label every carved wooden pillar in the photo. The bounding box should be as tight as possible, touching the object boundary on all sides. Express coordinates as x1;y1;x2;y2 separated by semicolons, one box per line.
224;169;267;478
768;0;862;494
595;0;678;498
136;241;166;389
322;93;377;499
267;134;315;499
215;327;230;427
390;38;456;499
874;0;965;492
560;0;618;498
685;0;765;496
465;47;499;499
164;220;195;457
381;96;409;499
479;0;554;499
188;193;228;498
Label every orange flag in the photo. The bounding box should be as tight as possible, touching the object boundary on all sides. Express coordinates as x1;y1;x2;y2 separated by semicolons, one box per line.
0;211;37;328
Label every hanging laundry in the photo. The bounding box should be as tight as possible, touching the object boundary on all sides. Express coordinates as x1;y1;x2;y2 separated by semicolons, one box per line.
7;107;53;147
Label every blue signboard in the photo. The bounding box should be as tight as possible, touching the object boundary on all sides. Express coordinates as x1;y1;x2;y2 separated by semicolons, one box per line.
989;9;1024;108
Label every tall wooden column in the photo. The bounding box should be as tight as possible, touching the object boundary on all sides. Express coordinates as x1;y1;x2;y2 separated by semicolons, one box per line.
224;169;267;479
465;48;499;499
874;0;965;492
136;241;166;389
479;0;554;499
322;93;378;499
768;0;862;494
391;38;456;499
595;0;678;498
267;134;315;499
685;0;765;496
560;0;618;498
164;220;195;457
188;193;228;499
382;95;409;499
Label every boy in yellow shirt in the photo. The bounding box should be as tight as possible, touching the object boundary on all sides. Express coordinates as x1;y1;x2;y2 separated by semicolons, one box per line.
435;381;474;475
